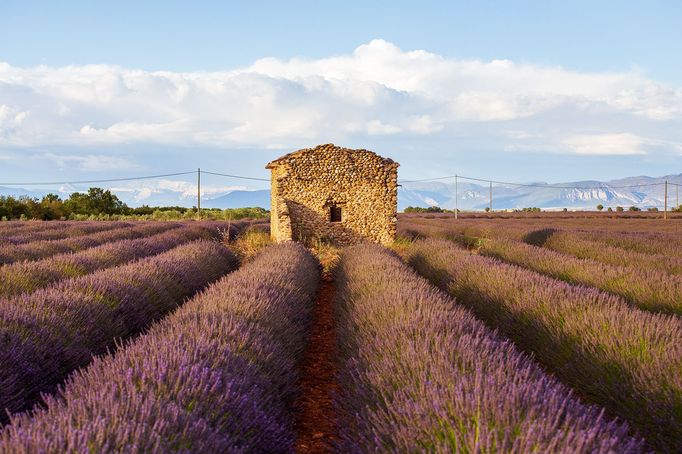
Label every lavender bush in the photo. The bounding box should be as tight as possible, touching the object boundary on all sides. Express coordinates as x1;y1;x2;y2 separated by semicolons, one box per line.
400;220;682;312
0;242;319;452
334;244;643;453
406;239;682;452
0;224;219;298
539;230;682;275
575;229;682;258
0;222;180;265
0;221;130;245
0;240;238;422
479;237;682;316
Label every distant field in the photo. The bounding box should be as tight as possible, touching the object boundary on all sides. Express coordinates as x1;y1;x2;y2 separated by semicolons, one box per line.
0;217;679;452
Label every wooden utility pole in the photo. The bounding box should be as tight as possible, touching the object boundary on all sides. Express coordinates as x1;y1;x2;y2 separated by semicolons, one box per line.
664;180;668;220
197;168;201;220
454;174;458;220
489;181;492;212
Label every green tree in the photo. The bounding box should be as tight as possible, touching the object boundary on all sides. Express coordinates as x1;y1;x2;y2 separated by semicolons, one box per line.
64;188;126;215
596;204;604;211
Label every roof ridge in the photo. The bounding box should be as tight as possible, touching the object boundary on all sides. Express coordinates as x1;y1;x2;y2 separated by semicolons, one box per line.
265;144;397;169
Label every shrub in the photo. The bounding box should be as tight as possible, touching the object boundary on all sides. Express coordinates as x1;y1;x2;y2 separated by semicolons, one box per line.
0;241;238;421
334;244;642;452
406;239;682;452
0;243;320;451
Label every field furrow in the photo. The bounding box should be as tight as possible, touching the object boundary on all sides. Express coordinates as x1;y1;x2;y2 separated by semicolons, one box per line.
0;221;131;245
0;222;182;265
405;238;682;453
0;242;319;452
479;237;682;316
401;221;682;316
0;240;238;422
573;229;682;258
535;229;682;275
0;224;219;298
334;244;643;452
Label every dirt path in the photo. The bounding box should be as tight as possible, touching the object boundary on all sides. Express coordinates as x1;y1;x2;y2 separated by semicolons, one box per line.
293;273;339;453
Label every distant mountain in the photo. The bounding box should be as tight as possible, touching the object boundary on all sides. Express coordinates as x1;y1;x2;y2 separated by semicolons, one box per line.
398;174;682;211
203;190;270;209
1;174;681;211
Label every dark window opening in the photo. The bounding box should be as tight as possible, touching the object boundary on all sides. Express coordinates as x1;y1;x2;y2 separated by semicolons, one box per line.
330;205;342;222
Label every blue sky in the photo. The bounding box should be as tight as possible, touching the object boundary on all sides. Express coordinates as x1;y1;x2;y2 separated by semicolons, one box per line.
1;1;681;200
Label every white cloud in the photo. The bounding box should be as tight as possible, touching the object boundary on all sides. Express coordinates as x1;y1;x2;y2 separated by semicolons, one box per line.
564;133;682;156
42;152;138;171
365;120;401;135
109;179;246;201
0;39;680;157
562;133;650;155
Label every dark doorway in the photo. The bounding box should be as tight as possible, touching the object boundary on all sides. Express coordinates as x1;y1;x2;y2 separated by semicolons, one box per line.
330;205;342;222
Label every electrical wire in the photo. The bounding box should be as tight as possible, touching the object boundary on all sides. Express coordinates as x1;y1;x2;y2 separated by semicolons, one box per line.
200;170;269;182
399;174;679;190
0;171;197;186
0;169;676;192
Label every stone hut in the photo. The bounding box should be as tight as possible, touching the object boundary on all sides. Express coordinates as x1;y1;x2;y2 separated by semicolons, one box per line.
265;144;399;246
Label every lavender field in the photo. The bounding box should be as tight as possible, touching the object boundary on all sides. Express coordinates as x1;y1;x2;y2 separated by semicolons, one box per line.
0;217;680;452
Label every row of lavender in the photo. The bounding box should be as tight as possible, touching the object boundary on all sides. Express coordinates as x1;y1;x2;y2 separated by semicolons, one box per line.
0;239;239;422
531;229;682;275
0;219;255;265
0;222;178;265
333;245;643;452
1;243;319;452
0;221;130;245
0;224;218;298
405;239;682;452
400;219;682;316
400;216;682;259
480;236;682;316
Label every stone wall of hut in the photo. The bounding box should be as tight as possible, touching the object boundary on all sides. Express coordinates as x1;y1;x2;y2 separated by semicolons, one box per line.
266;144;399;246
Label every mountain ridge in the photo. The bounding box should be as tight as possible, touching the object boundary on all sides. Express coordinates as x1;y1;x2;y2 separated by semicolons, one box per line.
1;174;680;211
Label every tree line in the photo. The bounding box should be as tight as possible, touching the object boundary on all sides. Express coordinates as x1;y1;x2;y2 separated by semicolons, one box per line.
0;188;268;221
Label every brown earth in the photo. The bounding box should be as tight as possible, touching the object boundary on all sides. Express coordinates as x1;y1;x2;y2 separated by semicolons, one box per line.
293;273;339;453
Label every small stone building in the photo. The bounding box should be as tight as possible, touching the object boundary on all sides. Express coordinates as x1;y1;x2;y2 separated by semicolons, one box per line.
266;144;399;246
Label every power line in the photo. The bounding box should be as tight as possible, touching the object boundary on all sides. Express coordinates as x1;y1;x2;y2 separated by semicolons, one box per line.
200;170;269;182
0;168;676;191
0;171;197;186
399;173;680;190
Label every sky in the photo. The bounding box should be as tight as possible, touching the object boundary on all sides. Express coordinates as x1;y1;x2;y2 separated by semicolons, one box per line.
1;0;681;200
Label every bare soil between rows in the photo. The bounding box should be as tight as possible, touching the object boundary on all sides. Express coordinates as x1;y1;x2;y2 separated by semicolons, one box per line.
293;273;339;453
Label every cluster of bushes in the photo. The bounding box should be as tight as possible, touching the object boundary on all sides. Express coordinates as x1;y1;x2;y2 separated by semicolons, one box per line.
0;188;269;221
403;206;452;213
598;204;662;212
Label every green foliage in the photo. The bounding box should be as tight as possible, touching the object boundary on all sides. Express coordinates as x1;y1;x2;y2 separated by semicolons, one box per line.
596;204;604;211
404;206;445;213
64;188;125;216
515;207;541;213
0;188;269;221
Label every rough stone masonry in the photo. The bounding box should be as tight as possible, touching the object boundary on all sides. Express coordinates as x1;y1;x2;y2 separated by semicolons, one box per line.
266;144;399;246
